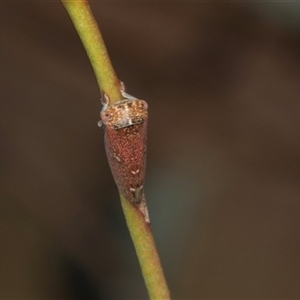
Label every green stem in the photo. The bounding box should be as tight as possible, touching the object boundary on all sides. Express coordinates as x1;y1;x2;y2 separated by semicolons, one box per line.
120;195;170;299
61;1;170;299
62;0;122;104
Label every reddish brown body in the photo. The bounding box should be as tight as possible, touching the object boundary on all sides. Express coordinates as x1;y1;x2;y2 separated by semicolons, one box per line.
100;99;149;222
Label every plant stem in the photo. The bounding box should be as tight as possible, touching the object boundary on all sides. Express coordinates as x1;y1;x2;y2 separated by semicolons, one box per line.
61;1;170;299
62;0;122;104
120;195;170;299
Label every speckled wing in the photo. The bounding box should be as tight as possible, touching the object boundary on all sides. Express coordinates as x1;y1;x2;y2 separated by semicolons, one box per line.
101;99;148;205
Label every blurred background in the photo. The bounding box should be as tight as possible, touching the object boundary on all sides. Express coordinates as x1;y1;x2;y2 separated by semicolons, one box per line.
1;1;300;299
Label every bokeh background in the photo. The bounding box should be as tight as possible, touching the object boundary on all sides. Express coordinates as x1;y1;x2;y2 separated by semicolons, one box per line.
1;2;300;299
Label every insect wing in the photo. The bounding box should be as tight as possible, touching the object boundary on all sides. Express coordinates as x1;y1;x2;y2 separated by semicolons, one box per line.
104;120;147;203
102;100;148;205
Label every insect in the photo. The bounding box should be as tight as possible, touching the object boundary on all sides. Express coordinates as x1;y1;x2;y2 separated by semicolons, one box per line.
99;85;150;223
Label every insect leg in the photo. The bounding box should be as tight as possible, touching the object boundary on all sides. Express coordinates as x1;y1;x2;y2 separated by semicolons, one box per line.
100;92;110;111
119;81;138;100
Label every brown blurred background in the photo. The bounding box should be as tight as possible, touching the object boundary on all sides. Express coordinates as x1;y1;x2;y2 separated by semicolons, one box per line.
1;2;300;299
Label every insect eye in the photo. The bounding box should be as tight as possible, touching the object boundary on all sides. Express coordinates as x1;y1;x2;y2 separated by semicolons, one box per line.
101;111;110;122
140;100;148;110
